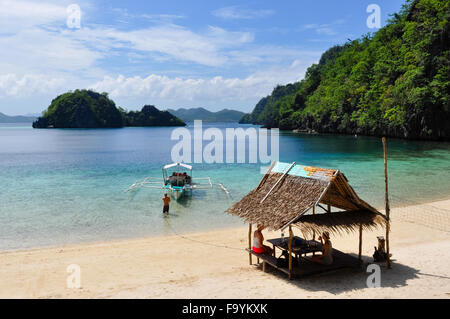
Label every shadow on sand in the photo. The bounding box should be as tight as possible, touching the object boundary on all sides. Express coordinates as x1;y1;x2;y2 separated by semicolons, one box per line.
255;253;421;294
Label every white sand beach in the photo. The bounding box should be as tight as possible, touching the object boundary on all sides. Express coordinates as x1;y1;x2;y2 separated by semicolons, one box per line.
1;199;449;299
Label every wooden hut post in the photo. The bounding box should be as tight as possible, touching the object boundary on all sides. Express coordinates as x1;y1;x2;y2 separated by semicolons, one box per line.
382;137;391;269
312;206;316;240
288;225;293;279
358;224;363;263
327;192;331;213
248;223;252;265
312;205;316;256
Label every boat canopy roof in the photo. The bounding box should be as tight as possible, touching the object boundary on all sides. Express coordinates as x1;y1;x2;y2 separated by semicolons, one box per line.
163;162;193;171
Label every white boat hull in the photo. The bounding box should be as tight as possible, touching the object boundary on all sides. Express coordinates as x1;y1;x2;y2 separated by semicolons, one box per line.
172;189;183;200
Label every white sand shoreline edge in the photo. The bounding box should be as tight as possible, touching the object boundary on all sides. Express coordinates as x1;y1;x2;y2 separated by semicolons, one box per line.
1;199;449;298
2;195;449;255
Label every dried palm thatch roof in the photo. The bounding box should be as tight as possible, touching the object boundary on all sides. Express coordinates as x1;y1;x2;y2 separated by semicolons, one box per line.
227;161;387;233
294;210;386;238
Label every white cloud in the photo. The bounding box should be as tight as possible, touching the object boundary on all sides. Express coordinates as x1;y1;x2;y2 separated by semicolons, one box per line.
0;1;299;74
212;6;274;20
0;74;66;97
0;28;103;75
0;0;66;26
111;7;186;22
102;25;252;67
89;58;315;111
227;46;320;66
301;19;345;36
0;1;323;114
0;51;318;111
140;14;186;21
91;74;265;102
56;24;254;67
315;27;337;36
0;0;102;76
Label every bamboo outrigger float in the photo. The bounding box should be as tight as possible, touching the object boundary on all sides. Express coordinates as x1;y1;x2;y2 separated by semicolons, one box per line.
126;162;230;200
227;154;391;279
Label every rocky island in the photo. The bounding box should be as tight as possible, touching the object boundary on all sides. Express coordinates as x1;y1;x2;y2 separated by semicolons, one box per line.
32;90;185;128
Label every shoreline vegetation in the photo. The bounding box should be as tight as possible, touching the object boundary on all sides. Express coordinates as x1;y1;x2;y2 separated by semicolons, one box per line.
167;107;245;123
1;198;448;298
239;0;450;141
32;89;186;129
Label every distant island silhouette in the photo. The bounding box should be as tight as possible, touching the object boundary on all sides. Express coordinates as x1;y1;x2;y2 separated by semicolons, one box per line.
167;107;245;122
0;112;36;123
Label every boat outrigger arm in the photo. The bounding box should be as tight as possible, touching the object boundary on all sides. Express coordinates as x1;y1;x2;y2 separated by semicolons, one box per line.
125;162;230;200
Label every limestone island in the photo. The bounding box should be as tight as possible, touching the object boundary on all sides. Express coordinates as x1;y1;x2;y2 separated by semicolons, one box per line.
32;90;185;128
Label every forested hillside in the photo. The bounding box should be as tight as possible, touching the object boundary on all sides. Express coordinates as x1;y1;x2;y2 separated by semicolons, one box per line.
240;0;450;140
32;90;185;128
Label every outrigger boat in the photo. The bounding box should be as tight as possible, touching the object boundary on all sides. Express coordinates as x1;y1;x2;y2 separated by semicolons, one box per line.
125;162;230;200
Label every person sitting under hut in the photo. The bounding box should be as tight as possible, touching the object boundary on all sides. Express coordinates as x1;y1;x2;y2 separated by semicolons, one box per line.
252;224;273;254
310;231;333;265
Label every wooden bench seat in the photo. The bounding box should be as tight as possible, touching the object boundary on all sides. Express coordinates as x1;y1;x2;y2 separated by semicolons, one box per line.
246;248;289;274
246;248;361;279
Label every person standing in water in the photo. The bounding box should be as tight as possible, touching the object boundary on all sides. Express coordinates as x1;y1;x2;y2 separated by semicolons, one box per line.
162;193;171;214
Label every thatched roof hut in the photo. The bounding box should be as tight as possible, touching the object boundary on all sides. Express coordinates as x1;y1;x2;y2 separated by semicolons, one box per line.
227;161;390;277
227;161;387;236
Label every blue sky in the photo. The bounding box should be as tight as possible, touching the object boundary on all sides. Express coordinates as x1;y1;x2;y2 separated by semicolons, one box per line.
0;0;405;115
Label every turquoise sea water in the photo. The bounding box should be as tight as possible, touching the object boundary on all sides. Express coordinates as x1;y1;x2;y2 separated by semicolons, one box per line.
1;122;450;251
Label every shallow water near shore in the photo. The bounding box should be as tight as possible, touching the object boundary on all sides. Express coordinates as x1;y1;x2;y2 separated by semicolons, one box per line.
1;122;450;250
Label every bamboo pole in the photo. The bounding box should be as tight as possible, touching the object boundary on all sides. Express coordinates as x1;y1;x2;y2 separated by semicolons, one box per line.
256;160;277;189
288;225;293;279
382;137;391;269
260;161;295;203
327;191;331;213
358;224;363;263
248;223;252;265
312;206;316;240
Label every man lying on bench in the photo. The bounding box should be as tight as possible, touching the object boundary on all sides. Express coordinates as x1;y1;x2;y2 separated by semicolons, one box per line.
252;224;274;255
